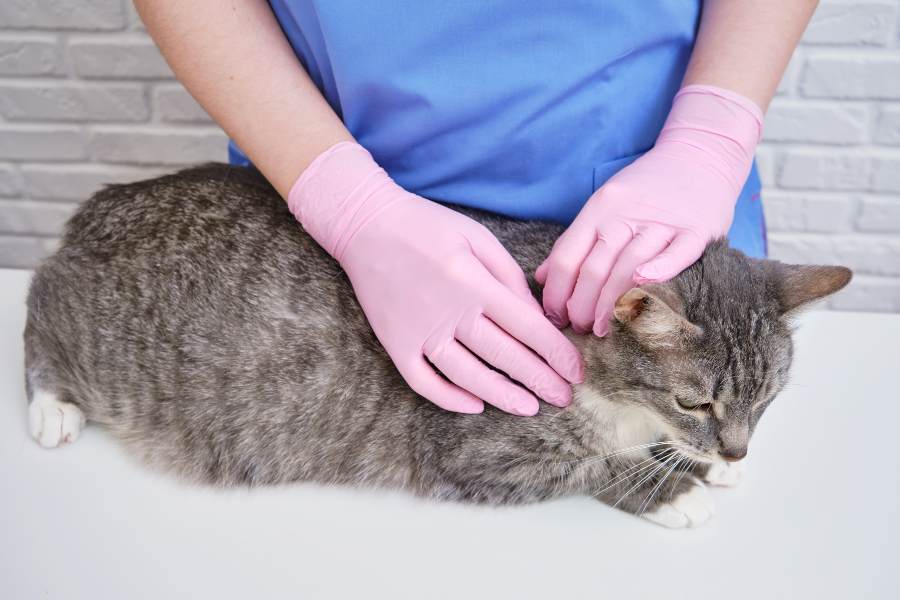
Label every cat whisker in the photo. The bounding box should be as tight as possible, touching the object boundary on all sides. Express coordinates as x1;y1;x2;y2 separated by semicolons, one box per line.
593;448;680;499
507;442;678;493
559;441;681;481
637;454;683;516
611;451;680;509
559;441;677;467
667;457;695;501
589;454;663;498
502;440;677;478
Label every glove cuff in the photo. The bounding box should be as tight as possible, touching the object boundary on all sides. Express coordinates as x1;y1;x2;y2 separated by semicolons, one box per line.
287;141;398;262
673;84;764;143
659;84;764;194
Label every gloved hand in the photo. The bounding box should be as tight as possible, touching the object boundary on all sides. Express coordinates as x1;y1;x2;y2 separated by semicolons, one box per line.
288;142;584;415
536;85;764;336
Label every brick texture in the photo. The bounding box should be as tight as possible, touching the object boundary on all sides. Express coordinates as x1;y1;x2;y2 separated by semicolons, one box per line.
874;106;900;144
0;164;24;196
0;1;126;31
0;199;77;235
0;125;86;161
20;163;165;200
0;82;149;121
0;37;66;76
69;37;173;79
800;55;900;99
88;128;228;164
0;234;59;268
764;101;869;144
153;85;212;123
0;0;898;313
801;1;897;46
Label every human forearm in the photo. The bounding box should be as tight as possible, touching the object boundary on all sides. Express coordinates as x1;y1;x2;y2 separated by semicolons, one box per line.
683;0;818;111
134;0;352;197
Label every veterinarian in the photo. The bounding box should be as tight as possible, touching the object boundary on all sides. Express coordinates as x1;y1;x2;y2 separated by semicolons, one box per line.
136;1;817;417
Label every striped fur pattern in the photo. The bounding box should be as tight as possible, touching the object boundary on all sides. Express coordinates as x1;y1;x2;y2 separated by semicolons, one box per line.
22;164;851;522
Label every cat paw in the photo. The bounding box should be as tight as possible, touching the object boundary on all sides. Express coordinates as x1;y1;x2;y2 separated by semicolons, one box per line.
28;390;85;448
704;461;744;487
642;481;715;529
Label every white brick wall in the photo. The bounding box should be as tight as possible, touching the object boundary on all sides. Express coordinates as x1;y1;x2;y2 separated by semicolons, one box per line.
0;0;226;269
761;1;900;312
1;1;899;312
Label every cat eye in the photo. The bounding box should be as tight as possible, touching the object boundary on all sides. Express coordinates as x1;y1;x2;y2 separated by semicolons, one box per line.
675;395;710;411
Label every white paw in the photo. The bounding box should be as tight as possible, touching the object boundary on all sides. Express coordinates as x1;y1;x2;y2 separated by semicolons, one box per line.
704;461;744;487
643;480;715;529
28;390;85;449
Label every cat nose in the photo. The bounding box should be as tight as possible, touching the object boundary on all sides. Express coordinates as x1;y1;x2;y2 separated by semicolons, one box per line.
718;446;747;462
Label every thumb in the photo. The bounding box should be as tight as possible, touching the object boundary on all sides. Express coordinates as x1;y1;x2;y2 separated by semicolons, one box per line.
634;232;706;283
471;231;542;312
535;259;549;285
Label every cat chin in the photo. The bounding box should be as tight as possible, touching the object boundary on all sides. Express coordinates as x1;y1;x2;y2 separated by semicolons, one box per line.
573;386;669;452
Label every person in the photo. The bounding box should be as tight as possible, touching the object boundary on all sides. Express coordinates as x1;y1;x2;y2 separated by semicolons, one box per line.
135;0;818;417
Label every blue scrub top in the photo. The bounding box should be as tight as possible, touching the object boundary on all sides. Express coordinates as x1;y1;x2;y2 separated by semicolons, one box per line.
229;0;767;258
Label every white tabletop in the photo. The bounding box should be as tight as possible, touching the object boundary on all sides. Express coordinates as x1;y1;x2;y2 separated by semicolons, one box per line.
1;267;897;600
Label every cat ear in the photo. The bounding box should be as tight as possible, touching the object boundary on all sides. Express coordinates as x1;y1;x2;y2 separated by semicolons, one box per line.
613;287;701;346
769;262;853;314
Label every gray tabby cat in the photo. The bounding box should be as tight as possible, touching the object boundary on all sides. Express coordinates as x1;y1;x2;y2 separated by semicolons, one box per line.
23;164;850;528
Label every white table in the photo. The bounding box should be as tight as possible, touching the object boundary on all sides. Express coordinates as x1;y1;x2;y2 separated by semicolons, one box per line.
1;268;897;599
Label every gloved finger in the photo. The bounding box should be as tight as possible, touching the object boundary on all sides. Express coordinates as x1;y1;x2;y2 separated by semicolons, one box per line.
536;222;597;327
425;339;540;416
480;279;584;384
535;259;549;285
403;360;485;414
565;221;635;334
634;231;707;284
455;311;572;407
592;226;674;337
470;230;542;312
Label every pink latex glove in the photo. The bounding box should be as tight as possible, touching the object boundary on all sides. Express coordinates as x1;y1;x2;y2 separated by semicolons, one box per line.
288;142;584;415
536;85;764;336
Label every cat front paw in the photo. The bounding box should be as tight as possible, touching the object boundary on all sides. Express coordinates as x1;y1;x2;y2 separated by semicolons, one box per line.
703;461;744;487
28;390;85;449
642;481;715;529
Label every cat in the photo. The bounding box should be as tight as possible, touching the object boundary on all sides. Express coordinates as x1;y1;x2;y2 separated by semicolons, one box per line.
22;164;851;528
